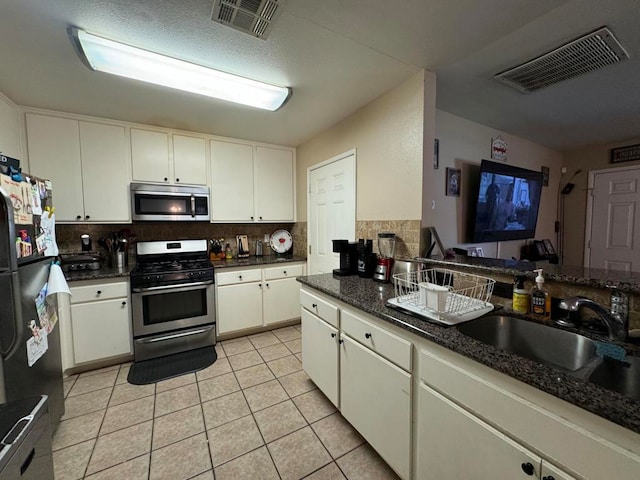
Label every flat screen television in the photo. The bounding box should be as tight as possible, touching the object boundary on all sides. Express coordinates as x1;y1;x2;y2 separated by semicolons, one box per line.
471;160;543;243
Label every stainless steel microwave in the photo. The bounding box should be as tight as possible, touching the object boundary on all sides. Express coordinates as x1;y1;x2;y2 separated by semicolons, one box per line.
131;183;210;221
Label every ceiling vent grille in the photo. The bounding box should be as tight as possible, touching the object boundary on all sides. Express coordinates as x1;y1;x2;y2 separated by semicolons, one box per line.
495;27;629;93
211;0;285;40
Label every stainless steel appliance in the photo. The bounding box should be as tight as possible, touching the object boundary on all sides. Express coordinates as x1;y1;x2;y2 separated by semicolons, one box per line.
373;232;396;282
0;178;64;432
130;240;215;361
59;254;101;272
130;183;210;222
0;396;53;480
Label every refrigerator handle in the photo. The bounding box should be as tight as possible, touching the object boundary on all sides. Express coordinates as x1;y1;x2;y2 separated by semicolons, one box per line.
0;272;23;360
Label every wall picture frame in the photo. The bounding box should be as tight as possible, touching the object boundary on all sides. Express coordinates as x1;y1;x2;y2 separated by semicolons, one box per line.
446;167;461;196
611;144;640;163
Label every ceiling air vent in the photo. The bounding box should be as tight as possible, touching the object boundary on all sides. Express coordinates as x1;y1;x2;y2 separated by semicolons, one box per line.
211;0;285;40
495;27;629;93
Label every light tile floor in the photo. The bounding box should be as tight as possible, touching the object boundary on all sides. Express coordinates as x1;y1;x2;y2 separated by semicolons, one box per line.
53;325;400;480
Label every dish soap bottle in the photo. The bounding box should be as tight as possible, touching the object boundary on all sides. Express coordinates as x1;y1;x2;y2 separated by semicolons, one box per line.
530;269;551;319
512;276;529;314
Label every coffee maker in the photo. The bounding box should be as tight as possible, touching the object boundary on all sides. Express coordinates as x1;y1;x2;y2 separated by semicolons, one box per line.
373;233;396;282
357;239;377;278
332;239;358;276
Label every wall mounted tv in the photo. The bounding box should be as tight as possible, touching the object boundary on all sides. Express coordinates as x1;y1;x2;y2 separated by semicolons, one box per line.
471;160;543;243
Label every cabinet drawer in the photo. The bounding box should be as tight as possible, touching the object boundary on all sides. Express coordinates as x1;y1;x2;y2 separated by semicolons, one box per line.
71;280;128;304
300;288;339;328
263;263;304;280
216;268;262;286
341;308;411;371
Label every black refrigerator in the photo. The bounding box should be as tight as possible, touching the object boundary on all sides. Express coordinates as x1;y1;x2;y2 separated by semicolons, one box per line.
0;176;64;432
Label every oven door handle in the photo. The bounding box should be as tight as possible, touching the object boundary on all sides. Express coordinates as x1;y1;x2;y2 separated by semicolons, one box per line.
132;280;213;293
138;325;214;344
191;194;196;217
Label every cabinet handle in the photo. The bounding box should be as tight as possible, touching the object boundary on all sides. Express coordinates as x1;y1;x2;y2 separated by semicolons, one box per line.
259;283;262;288
312;303;317;308
163;177;168;181
239;275;242;280
259;216;263;220
521;463;535;476
265;283;269;288
284;270;287;275
76;215;82;220
331;333;336;338
96;290;102;295
176;178;180;182
542;477;555;480
121;301;127;306
339;339;344;344
85;215;90;220
365;333;372;339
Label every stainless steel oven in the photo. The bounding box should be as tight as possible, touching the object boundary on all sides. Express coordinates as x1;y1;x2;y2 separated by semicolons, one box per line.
130;183;210;222
130;240;215;361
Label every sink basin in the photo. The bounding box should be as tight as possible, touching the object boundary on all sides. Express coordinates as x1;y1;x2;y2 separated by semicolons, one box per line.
457;315;598;372
588;356;640;401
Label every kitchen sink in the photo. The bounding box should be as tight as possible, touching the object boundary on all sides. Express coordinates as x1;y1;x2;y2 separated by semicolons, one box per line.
588;356;640;401
457;315;598;372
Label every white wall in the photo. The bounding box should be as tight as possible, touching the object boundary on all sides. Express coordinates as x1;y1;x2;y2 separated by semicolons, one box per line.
296;70;431;222
0;92;22;159
433;110;563;260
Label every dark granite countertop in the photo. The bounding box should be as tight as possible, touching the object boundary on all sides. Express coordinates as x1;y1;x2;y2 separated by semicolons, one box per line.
212;255;306;269
65;255;306;281
297;273;640;435
418;256;640;294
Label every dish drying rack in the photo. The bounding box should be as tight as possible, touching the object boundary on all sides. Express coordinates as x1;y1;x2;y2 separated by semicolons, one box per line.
387;268;495;325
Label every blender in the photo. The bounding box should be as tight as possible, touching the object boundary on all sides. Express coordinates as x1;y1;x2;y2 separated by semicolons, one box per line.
373;233;396;282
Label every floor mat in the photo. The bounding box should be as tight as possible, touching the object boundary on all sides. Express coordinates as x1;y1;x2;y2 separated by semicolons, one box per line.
127;346;217;385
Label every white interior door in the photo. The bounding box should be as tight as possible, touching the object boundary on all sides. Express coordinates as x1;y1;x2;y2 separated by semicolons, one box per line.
307;151;356;274
585;165;640;272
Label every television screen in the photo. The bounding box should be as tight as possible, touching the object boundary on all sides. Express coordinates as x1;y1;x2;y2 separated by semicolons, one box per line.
472;160;543;243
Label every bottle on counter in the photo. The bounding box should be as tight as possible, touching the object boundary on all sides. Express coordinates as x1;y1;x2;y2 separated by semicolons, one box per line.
530;268;551;319
512;275;529;314
225;242;233;259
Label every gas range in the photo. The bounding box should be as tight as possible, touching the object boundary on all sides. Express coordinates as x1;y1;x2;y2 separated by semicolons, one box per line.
130;240;214;290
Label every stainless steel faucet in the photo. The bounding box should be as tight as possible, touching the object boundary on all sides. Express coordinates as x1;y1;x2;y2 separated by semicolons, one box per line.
558;296;628;342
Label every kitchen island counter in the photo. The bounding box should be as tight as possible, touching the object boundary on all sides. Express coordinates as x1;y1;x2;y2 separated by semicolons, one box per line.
297;273;640;435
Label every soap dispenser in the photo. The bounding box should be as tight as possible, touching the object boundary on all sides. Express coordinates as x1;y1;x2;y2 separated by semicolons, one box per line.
530;268;551;318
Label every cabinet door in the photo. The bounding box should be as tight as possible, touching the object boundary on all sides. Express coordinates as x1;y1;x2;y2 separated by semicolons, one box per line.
263;277;301;325
131;128;170;183
541;462;578;480
255;146;294;221
210;140;255;222
340;334;411;480
71;298;132;364
26;114;84;222
216;282;263;334
173;134;207;185
301;309;339;406
417;383;542;480
79;122;130;222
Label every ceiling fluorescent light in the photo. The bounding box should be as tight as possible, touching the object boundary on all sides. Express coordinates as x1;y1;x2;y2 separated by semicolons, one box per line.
71;28;291;111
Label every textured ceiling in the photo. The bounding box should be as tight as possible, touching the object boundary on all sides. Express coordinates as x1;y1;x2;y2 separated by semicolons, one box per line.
0;0;637;150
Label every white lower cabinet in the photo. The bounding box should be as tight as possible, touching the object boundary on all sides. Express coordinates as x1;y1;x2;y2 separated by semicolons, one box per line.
216;263;304;335
69;279;132;365
340;335;411;480
301;308;339;406
418;383;543;479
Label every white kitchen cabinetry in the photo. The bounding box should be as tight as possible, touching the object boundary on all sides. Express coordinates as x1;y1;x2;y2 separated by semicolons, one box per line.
300;288;340;406
131;128;170;184
418;384;543;479
172;134;207;185
209;140;294;222
216;263;304;335
69;279;132;365
26;114;130;222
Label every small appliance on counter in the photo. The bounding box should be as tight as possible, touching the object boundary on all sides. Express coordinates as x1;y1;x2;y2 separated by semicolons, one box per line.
60;254;101;272
255;240;264;256
357;239;377;278
373;232;396;282
236;235;250;258
80;234;92;251
332;239;358;276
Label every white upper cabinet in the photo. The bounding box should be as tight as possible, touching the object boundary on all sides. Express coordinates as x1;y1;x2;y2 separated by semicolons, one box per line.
172;134;207;185
131;129;207;185
130;128;170;183
210;139;255;221
26;114;130;223
209;141;295;223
